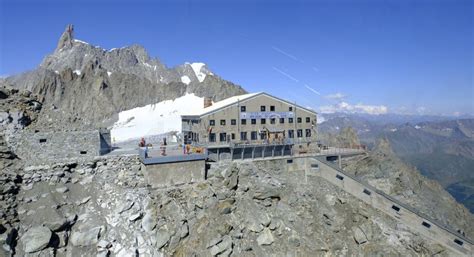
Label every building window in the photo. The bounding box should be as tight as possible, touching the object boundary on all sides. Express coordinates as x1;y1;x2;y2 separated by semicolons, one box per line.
305;129;311;137
251;119;256;125
421;221;431;228
289;106;293;111
231;119;236;125
231;133;235;140
240;132;247;141
391;205;401;212
39;138;47;143
251;131;258;140
270;118;275;124
288;130;294;138
209;133;216;142
261;119;266;124
454;239;464;246
297;117;302;123
80;151;87;155
241;119;247;125
261;106;266;111
306;117;311;123
297;129;303;138
241;106;246;112
279;118;284;124
289;118;293;123
210;120;215;126
270;106;275;111
219;133;227;142
260;132;267;140
220;120;226;126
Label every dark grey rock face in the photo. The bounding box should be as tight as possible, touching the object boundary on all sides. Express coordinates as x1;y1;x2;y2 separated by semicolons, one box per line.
5;25;247;129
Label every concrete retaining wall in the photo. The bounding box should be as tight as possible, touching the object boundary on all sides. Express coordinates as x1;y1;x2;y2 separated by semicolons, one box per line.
6;129;111;164
310;158;472;256
143;160;206;188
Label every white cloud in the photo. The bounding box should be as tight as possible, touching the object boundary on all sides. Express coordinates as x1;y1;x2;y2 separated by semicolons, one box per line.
416;106;427;115
320;101;388;115
325;92;346;101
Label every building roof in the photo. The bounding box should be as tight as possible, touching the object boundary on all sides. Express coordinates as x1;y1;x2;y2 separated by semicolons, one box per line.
182;92;317;118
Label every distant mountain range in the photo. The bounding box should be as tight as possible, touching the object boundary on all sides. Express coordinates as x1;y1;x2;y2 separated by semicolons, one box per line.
0;25;246;130
318;113;474;213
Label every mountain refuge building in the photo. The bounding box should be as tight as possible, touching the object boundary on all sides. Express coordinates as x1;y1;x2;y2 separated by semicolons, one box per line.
181;92;317;148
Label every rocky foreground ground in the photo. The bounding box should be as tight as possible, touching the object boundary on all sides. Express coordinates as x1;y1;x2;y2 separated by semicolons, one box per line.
1;146;459;256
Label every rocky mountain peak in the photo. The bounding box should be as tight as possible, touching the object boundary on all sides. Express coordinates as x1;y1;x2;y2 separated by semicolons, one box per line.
56;24;75;52
374;138;394;156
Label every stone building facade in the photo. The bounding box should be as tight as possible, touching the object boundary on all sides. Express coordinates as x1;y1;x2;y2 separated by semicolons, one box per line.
6;129;111;164
181;92;317;146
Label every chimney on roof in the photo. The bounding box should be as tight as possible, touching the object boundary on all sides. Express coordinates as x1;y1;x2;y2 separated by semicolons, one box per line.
204;97;212;108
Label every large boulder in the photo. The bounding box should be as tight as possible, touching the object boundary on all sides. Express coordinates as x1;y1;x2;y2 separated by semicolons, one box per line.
257;228;274;246
353;227;368;245
20;226;52;253
70;226;104;247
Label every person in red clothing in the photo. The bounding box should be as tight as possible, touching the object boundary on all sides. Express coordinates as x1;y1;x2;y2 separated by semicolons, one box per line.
139;137;146;147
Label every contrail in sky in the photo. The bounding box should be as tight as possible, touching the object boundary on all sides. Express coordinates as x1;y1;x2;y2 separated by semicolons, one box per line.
304;84;321;95
272;67;299;82
271;46;301;62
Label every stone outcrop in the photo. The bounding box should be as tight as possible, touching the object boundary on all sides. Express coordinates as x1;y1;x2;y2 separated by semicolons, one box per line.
56;24;74;51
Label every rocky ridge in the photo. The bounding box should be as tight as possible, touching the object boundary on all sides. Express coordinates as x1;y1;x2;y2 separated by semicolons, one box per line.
342;139;474;238
2;25;246;129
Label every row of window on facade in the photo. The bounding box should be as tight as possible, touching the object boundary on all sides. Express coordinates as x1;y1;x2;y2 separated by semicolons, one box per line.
210;117;312;126
209;129;312;142
240;105;294;112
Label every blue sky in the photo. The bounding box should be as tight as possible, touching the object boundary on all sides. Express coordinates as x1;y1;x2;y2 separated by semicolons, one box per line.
1;0;473;116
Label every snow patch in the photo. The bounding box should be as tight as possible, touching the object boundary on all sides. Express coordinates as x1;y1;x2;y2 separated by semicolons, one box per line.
73;70;82;75
107;71;113;77
390;128;397;132
181;76;191;85
54;70;59;74
189;62;207;82
109;48;117;52
111;93;205;142
73;39;89;45
415;125;421;129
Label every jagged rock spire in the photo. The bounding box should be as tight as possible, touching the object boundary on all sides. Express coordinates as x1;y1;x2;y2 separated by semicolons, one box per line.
56;24;74;51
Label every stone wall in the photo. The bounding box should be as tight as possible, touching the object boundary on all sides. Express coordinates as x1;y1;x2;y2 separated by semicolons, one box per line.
6;130;110;164
143;159;205;188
